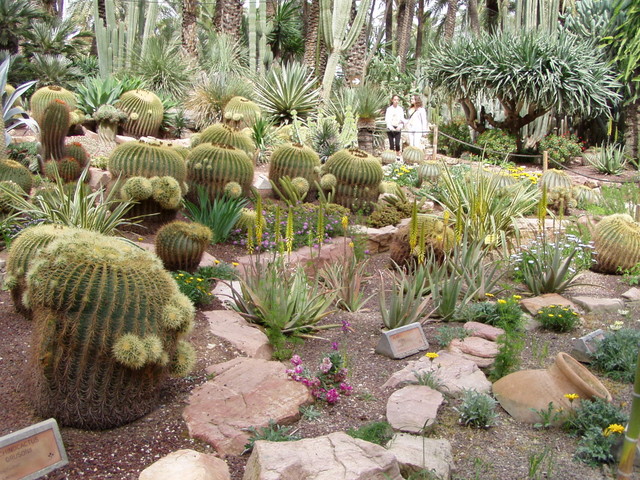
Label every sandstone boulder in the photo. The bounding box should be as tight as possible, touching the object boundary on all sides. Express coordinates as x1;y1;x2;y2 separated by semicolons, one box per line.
138;449;230;480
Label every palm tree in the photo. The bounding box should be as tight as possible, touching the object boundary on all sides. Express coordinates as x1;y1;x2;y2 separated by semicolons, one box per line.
214;0;244;42
443;0;458;40
303;0;324;75
396;0;416;70
345;1;370;84
0;0;44;54
182;0;199;58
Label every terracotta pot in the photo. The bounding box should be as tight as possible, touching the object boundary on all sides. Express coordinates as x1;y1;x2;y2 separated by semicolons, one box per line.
492;352;611;424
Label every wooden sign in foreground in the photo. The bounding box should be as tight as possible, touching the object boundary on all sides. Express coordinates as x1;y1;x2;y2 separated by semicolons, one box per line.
0;419;67;480
375;322;429;359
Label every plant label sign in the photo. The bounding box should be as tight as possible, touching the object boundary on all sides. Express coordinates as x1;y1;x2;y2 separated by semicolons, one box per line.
375;322;429;359
0;418;67;480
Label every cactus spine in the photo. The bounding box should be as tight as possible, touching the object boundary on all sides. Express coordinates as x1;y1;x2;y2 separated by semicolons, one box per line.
116;89;164;138
593;214;640;274
41;99;70;162
30;85;77;126
197;123;255;157
322;148;383;213
25;230;195;429
155;221;213;271
269;143;321;201
186;143;254;201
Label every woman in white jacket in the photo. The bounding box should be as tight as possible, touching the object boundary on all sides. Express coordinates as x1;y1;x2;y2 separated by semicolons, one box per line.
385;94;406;158
405;95;428;149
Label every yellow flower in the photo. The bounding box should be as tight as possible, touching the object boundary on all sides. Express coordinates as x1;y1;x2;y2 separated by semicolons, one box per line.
178;273;185;277
564;393;579;401
603;424;625;437
512;295;522;300
232;262;239;267
425;352;439;359
537;310;543;314
197;278;203;282
348;242;354;248
214;259;221;264
497;299;507;304
548;314;555;317
485;293;494;297
137;237;144;242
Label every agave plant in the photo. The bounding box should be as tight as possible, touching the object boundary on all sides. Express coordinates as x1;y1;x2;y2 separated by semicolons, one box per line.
75;76;126;115
585;143;627;175
255;62;320;123
1;57;39;144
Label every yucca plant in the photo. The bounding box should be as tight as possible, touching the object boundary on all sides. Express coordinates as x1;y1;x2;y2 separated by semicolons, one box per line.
585;143;627;175
199;31;250;77
251;116;281;165
255;62;320;123
354;83;387;154
183;185;247;244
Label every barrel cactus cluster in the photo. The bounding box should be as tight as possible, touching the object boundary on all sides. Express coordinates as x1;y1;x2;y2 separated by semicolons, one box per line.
116;89;164;138
320;148;383;213
191;123;255;157
269;143;321;202
0;159;33;194
30;85;78;126
223;96;262;130
155;221;213;271
592;214;640;274
6;226;196;429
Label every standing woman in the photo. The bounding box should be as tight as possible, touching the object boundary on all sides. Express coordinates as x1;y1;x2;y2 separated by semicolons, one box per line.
385;94;406;158
406;94;428;148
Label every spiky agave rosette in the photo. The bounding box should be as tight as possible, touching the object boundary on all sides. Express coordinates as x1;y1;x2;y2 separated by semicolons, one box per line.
24;230;196;429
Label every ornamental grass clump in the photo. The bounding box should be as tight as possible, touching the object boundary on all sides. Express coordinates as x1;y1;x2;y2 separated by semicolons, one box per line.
535;305;580;333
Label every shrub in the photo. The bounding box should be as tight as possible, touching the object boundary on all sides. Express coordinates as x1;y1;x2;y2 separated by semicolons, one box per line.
591;328;640;382
434;325;469;347
473;129;517;165
433;117;471;158
172;270;214;307
346;421;394;446
563;397;628;438
243;420;300;453
489;330;524;381
538;133;584;166
457;295;523;331
535;305;580;332
455;390;499;428
286;352;352;404
183;187;247;244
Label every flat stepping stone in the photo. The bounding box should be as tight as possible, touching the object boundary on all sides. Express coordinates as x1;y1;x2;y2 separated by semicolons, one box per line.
182;358;312;456
204;310;272;359
139;449;230;480
520;293;576;316
571;296;624;314
211;280;241;309
382;351;491;396
244;432;403;480
386;385;443;433
622;287;640;302
463;322;504;341
386;433;454;480
447;337;498;368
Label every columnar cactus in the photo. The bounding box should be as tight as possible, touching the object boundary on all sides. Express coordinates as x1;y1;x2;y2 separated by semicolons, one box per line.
30;85;77;126
593;214;640;274
185;142;254;201
223;96;262;129
155;221;213;271
321;148;383;213
269;143;321;201
0;159;33;194
196;123;255;157
41;99;70;161
116;89;164;138
402;146;424;164
539;169;572;191
24;230;196;429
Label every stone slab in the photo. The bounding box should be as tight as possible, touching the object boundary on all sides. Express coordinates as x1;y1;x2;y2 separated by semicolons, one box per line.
463;322;504;342
204;310;272;359
386;434;454;480
622;287;640;302
571;296;624;314
386;385;443;433
139;449;230;480
520;294;577;316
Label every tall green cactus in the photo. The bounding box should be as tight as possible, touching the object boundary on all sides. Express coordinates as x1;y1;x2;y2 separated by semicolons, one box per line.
196;123;255;157
30;86;77;126
269;143;321;201
155;221;213;271
321;148;383;212
41;99;70;162
23;229;195;429
0;159;33;194
185;143;254;201
593;214;640;274
116;89;164;138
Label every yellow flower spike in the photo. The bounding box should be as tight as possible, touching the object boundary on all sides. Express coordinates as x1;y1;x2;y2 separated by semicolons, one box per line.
425;352;439;359
341;216;349;230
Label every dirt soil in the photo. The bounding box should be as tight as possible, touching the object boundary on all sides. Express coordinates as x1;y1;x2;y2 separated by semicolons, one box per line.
1;135;639;479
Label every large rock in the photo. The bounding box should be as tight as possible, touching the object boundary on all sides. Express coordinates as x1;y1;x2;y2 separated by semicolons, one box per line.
463;322;505;341
382;351;491;396
447;337;498;368
139;449;230;480
622;287;640;302
88;167;112;191
183;358;313;456
386;385;443;433
520;294;577;316
243;432;403;480
364;225;398;254
386;433;454;480
204;310;272;359
211;280;241;309
572;296;624;314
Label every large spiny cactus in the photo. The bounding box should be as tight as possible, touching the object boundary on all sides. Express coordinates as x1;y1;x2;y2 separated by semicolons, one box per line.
593;214;640;274
194;123;255;157
269;143;321;201
41;99;70;162
30;85;77;126
155;221;213;271
223;96;262;129
321;148;383;213
539;168;572;191
116;89;164;138
186;142;254;201
0;159;33;194
24;229;196;429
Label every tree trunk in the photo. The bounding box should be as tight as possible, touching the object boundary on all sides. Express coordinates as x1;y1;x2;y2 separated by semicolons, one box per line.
357;119;376;154
444;0;457;41
215;0;244;42
624;97;640;161
345;2;369;85
182;0;199;58
303;0;323;75
468;0;480;35
385;0;394;54
396;0;416;71
485;0;500;34
415;0;425;58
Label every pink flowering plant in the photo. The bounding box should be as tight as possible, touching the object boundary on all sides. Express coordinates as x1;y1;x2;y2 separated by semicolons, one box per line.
286;350;353;404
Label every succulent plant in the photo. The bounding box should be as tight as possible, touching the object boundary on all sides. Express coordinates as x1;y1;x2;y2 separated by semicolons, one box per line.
116;89;164;138
389;214;455;266
234;207;266;233
321;148;383;213
64;142;90;168
121;176;154;201
185;142;254;201
30;85;77;126
380;150;397;165
155;221;213;271
150;176;182;210
41;99;70;162
319;173;337;190
224;181;243;198
539;169;572;191
417;161;442;186
223;96;262;129
269;143;320;201
93;104;128;145
573;185;601;207
196;123;255;157
23;229;195;429
0;159;33;194
0;180;23;213
593;214;640;274
44;157;82;182
402;146;424;164
0;116;6;158
546;187;576;215
490;171;517;190
291;177;310;198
